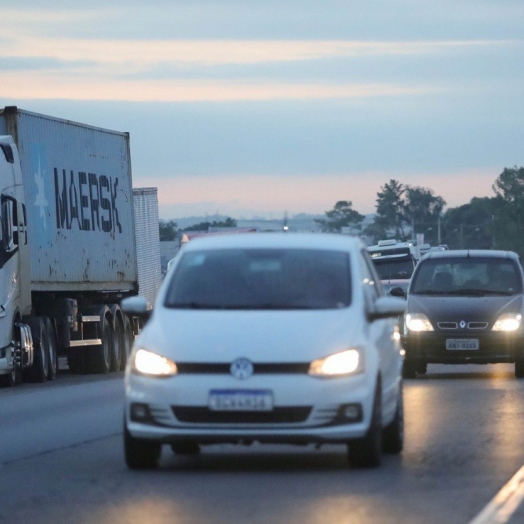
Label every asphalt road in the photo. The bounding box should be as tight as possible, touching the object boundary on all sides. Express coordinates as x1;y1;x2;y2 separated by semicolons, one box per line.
1;363;524;524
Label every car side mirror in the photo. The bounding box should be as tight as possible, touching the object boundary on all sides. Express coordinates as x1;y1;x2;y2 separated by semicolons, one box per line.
121;296;152;322
368;296;406;322
389;286;406;298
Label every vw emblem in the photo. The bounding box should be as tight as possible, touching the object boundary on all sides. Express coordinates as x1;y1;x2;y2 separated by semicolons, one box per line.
230;358;254;380
460;320;467;329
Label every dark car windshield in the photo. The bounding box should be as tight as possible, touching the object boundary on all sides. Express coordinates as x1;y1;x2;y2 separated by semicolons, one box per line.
410;257;523;296
165;248;352;310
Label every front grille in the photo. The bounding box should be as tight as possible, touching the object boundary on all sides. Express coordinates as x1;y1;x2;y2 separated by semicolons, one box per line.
468;322;488;329
172;406;312;423
436;321;489;330
438;322;457;329
176;363;310;374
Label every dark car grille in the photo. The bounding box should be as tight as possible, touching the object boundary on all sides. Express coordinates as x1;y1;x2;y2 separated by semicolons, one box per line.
436;321;489;330
176;363;310;374
172;406;312;424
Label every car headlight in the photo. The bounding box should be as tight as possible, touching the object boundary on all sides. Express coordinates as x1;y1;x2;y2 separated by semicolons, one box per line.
492;313;522;332
309;349;363;377
132;349;178;377
405;313;434;332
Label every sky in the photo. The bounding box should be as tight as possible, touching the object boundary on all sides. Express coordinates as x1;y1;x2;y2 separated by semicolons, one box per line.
2;0;524;219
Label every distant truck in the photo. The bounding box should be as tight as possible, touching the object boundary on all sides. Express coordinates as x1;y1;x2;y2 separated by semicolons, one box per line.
0;107;160;386
367;239;422;295
367;239;447;295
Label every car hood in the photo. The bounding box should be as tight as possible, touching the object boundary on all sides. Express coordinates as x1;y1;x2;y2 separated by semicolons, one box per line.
407;294;523;323
137;308;366;363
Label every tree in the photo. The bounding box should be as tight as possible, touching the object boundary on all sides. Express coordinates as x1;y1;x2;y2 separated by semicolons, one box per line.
403;186;446;241
440;197;495;249
159;219;178;241
315;201;364;233
374;179;406;239
183;217;238;232
492;167;524;254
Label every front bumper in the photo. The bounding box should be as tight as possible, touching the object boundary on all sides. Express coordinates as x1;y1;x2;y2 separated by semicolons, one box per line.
125;372;376;444
402;331;524;364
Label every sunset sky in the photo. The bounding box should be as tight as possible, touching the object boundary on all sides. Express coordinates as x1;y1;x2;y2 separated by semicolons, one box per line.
2;0;523;219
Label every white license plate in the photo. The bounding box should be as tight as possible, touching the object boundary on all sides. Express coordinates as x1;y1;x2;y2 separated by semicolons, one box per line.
208;390;273;411
446;339;479;350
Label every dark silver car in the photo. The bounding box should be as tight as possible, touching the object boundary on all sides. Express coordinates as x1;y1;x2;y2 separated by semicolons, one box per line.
401;250;524;378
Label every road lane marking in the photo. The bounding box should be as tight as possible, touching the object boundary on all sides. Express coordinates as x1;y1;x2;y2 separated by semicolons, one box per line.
469;465;524;524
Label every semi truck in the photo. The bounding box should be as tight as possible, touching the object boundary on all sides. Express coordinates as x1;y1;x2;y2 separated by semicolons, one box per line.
0;106;161;386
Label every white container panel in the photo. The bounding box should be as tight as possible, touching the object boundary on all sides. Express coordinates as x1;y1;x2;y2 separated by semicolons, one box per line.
133;188;162;307
1;108;137;291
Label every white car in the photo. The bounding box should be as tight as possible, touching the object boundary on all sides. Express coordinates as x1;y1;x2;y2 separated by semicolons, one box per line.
121;233;406;469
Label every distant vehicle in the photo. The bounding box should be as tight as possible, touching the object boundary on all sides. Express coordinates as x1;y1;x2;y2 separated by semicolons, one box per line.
0;107;161;386
368;240;448;296
402;249;524;378
367;239;421;295
121;233;406;469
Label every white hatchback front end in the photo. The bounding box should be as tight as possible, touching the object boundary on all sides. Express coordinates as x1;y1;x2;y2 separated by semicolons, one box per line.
122;233;405;469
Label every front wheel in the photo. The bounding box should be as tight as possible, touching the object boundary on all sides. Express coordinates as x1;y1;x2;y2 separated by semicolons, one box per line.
347;378;382;468
515;356;524;378
382;382;404;454
23;317;48;383
124;421;161;470
402;358;417;379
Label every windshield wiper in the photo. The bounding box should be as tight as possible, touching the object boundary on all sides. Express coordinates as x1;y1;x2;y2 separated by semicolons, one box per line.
413;289;447;295
445;289;488;296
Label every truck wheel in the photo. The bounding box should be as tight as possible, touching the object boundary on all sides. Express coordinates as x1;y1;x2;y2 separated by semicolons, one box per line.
348;378;382;468
44;317;58;380
124;420;161;469
121;315;133;370
382;382;404;454
86;313;112;374
23;317;48;383
109;307;124;372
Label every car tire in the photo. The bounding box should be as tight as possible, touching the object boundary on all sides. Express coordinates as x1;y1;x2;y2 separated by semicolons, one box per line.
515;357;524;378
416;361;427;375
347;378;382;468
23;317;48;383
402;358;417;379
382;382;404;454
124;421;161;470
171;442;200;456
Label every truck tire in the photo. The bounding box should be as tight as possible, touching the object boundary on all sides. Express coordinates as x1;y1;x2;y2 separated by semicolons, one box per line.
44;317;58;380
120;315;134;370
347;378;382;468
109;305;124;372
86;310;112;374
23;317;48;383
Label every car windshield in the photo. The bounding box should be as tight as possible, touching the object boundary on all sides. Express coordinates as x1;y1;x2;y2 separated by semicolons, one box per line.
410;257;522;296
373;258;415;280
165;248;352;310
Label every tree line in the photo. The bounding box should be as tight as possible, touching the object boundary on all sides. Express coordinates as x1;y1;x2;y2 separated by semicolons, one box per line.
158;166;524;257
315;166;524;257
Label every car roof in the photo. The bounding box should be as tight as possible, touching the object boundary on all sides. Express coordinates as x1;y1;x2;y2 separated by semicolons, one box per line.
181;232;364;252
419;249;520;261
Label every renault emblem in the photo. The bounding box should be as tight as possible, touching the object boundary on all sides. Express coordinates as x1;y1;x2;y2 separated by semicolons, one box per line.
460;320;467;329
230;358;254;379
